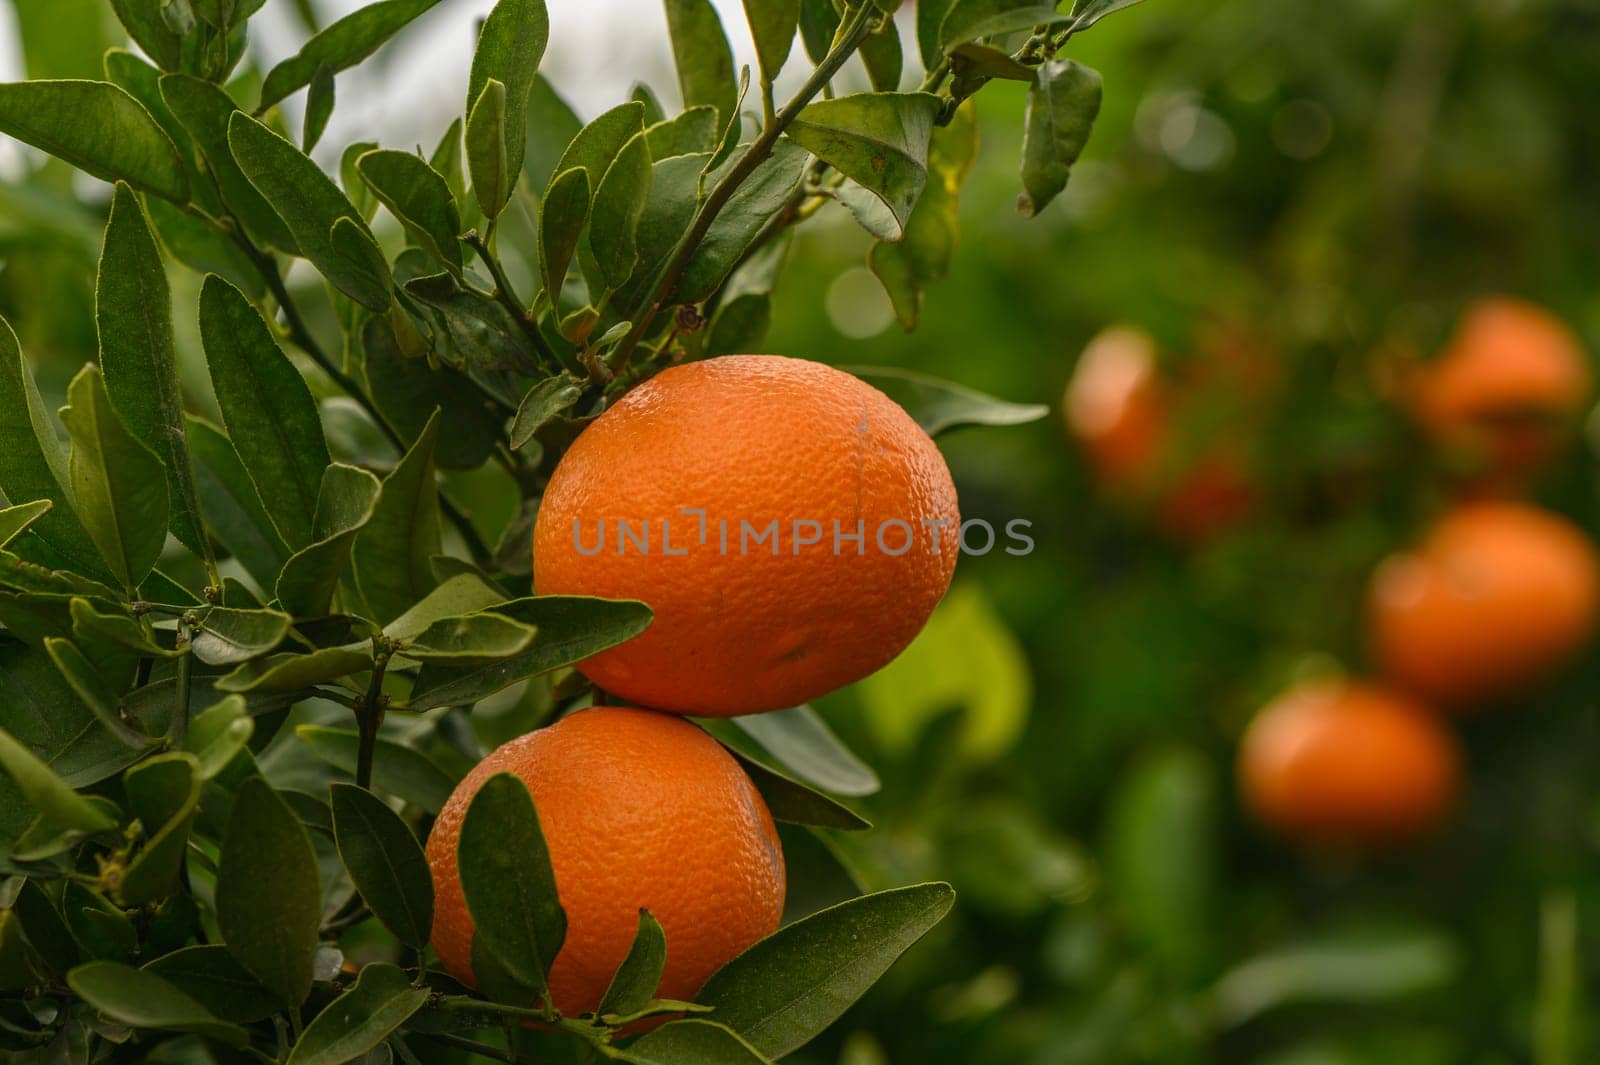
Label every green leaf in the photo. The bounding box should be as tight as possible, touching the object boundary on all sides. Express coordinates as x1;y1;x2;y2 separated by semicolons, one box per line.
666;0;739;134
696;884;955;1058
227;112;393;310
68;598;174;658
110;0;184;71
185;696;254;779
287;962;429;1065
1018;58;1101;217
351;409;442;626
44;637;159;750
466;78;511;221
192;606;293;666
645;108;717;162
402;272;539;374
0;319;109;580
860;19;903;92
705;233;788;356
622;1019;775;1065
191;0;267;30
783;93;942;241
742;0;800;86
11;879;79;978
95;184;207;562
916;0;954;67
355;316;501;471
102;50;219;217
217;777;322;1008
60;881;137;960
676;140;806;301
275;464;383;618
597;910;666;1019
199;275;332;550
467;0;550;185
867;98;977;329
939;0;1070;51
68;961;249;1045
459;772;566;1005
405;612;537;664
539;167;590;301
118;751;202;905
1065;0;1146;33
847;366;1047;435
384;572;508;641
357;150;464;274
509;377;583;451
329;784;434;949
0;501;52;551
0;80;188;202
523;75;583;190
259;0;444;109
302;63;336;152
589;132;654;290
406;595;651;711
798;0;839;63
217;646;372;693
726;706;879;797
186;415;292;588
0;726;119;837
58;365;169;592
734;753;869;830
0;643;147;788
430;118;468;208
549;101;647;198
296;726;456;814
159;74;299;253
142;945;280;1024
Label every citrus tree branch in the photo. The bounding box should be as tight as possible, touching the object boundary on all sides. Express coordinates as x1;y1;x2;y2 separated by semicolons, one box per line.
608;2;879;375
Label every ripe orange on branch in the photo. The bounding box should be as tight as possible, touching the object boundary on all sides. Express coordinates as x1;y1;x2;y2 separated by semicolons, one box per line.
1367;501;1600;708
533;355;960;716
425;707;785;1017
1239;681;1461;845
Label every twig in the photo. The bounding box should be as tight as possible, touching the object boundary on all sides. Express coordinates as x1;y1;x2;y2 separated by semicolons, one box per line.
355;644;391;789
463;230;561;371
172;620;195;749
608;2;879;375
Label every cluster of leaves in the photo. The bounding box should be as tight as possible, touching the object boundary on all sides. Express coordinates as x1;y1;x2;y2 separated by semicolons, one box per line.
0;0;1144;1061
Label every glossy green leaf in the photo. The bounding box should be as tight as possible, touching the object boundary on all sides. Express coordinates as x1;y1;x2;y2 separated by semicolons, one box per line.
217;777;322;1008
646;107;719;160
589;131;653;290
67;598;173;658
0;643;146;788
860;19;904;92
0;726;118;837
191;0;267;30
68;961;248;1045
227;112;393;310
402;272;539;374
798;0;839;63
58;365;169;592
351;409;442;626
355;316;501;471
118;751;202;905
523;75;583;190
142;945;280;1024
11;879;79;978
186;415;292;588
406;595;651;710
743;0;800;85
1065;0;1147;34
95;184;207;561
467;0;549;185
466;78;511;221
458;772;566;1004
287;962;429;1065
1018;58;1101;217
0;319;109;579
60;881;137;960
705;233;788;356
734;753;870;830
329;783;434;948
102;50;219;217
302;63;336;152
110;0;184;70
509;376;582;451
539;167;590;301
784;92;942;241
727;706;880;797
296;726;456;814
0;501;52;551
192;606;293;666
598;910;666;1019
696;884;955;1058
550;101;646;196
404;612;537;665
939;0;1070;51
217;646;372;693
677;138;808;301
275;464;382;618
0;80;188;202
184;696;254;779
44;637;158;750
259;0;444;108
916;0;953;66
358;150;463;274
623;1019;775;1065
849;365;1048;435
666;0;739;131
198;276;331;551
384;572;508;640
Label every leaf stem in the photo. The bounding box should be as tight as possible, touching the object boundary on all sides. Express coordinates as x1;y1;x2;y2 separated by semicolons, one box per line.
172;623;194;749
608;1;879;375
355;645;391;789
464;230;561;372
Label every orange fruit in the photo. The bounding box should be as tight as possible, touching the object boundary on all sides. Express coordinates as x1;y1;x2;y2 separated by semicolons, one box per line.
426;707;785;1016
1239;681;1461;844
1410;297;1591;476
532;355;959;716
1064;325;1169;483
1368;501;1600;707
